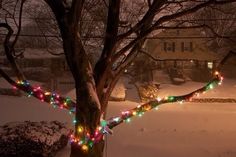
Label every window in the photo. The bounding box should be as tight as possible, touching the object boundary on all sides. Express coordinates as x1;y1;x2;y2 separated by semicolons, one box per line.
181;42;193;52
207;62;213;69
164;42;175;52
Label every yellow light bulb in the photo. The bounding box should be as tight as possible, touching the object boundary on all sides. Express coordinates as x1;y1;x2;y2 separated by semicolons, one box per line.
81;145;89;152
214;71;219;75
77;126;84;133
145;106;151;111
45;92;51;95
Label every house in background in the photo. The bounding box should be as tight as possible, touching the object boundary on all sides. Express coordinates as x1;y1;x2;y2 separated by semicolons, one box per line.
0;48;66;80
135;28;221;83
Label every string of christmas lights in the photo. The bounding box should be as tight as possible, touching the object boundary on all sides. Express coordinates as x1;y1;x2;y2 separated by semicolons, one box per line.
11;80;111;151
106;71;223;129
69;120;112;152
14;80;76;114
10;71;223;152
70;71;223;151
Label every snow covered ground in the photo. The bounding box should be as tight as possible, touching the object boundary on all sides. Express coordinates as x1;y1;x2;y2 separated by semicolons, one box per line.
1;78;236;157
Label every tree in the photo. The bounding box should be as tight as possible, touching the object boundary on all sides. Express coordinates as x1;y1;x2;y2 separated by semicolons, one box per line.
192;2;236;51
0;0;235;157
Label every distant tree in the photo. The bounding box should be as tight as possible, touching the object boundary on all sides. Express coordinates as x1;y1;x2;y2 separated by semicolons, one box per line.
0;1;235;157
193;3;236;51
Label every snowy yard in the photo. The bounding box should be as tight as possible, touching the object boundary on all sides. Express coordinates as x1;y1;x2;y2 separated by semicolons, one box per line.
1;78;236;157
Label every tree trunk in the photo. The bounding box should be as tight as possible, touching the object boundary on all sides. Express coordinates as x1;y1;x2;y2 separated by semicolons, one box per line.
44;2;111;156
57;21;103;157
69;72;104;157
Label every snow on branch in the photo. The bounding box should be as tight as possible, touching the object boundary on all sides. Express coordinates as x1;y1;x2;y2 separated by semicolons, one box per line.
107;50;236;129
106;71;223;129
0;68;76;114
69;69;224;150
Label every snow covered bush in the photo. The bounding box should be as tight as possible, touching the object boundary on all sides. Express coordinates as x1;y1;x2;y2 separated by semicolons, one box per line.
0;121;71;157
136;83;160;102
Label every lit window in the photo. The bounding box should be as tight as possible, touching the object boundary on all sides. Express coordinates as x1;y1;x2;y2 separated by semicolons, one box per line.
207;62;213;69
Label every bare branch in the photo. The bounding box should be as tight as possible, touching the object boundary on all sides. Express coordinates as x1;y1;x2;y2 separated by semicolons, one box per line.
217;50;236;71
93;0;121;106
0;67;17;87
102;0;108;8
113;0;236;63
153;0;236;28
11;0;25;48
0;22;25;80
69;0;84;26
100;0;120;59
139;49;208;62
117;0;166;41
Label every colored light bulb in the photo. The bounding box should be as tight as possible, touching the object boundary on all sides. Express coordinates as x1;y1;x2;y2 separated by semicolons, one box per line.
81;145;89;152
77;126;84;133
